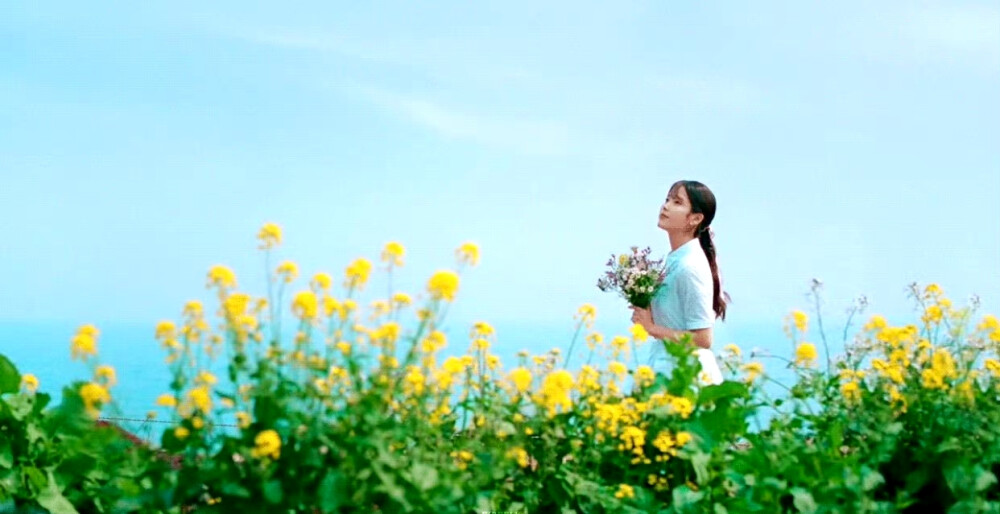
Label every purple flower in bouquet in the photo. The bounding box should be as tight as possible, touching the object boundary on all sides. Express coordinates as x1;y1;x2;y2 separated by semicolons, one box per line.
596;246;666;308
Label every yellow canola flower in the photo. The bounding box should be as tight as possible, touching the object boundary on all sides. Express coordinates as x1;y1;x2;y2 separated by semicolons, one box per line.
79;383;110;418
427;270;460;302
344;258;373;290
742;362;764;382
791;310;808;333
174;427;190;440
196;371;218;387
257;222;282;250
985;359;1000;377
723;344;742;357
508;447;530;468
455;242;480;266
923;283;942;298
251;429;281;460
576;304;597;326
188;387;212;413
70;325;99;361
670;396;694;419
381;241;405;267
630;323;649;342
795;343;818;367
156;394;178;408
841;381;862;403
276;261;299;284
292;290;319;321
864;315;889;333
538;370;575;416
155;321;177;341
236;411;251;429
312;272;332;292
634;365;655;388
614;484;635;500
607;361;628;380
20;374;39;393
207;265;237;289
470;321;495;338
392;292;412;307
509;367;532;393
921;305;944;325
95;365;117;388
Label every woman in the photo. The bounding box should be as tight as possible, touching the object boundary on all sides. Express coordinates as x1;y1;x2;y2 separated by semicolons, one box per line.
630;180;730;385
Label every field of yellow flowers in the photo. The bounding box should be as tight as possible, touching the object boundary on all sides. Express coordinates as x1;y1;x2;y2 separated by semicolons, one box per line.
1;223;999;513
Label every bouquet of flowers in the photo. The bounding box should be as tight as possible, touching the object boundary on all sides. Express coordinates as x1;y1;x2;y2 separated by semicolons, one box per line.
596;246;666;309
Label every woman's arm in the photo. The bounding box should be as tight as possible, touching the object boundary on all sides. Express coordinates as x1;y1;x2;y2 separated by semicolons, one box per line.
650;324;712;350
632;307;713;349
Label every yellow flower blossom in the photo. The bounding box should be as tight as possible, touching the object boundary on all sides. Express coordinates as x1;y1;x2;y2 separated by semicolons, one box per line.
155;321;177;341
188;387;212;413
723;344;742;357
344;258;373;290
864;315;888;332
79;383;110;418
251;429;281;460
455;242;480;266
985;359;1000;377
20;374;39;393
634;365;655;388
70;325;99;361
257;222;282;250
921;305;943;325
381;241;405;267
538;370;574;416
276;261;299;284
156;394;178;408
586;332;604;350
391;292;412;307
670;396;694;419
94;365;117;388
427;270;460;302
196;371;218;387
795;343;818;367
508;447;530;468
509;367;532;393
292;290;319;321
470;321;495;338
311;272;332;292
923;283;942;298
236;411;251;429
743;362;764;382
207;265;237;289
841;381;862;403
791;310;808;333
174;427;190;440
614;484;635;499
608;361;627;380
630;323;649;342
576;304;597;327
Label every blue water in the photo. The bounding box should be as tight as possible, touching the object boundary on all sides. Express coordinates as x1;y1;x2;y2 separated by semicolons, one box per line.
0;317;849;443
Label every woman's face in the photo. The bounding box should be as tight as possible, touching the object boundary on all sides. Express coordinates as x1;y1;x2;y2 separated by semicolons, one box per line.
657;185;700;233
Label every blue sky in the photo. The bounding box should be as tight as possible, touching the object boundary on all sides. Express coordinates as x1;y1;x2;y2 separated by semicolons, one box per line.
2;1;998;348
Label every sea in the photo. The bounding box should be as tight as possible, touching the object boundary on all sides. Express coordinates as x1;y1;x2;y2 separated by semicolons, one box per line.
0;317;849;444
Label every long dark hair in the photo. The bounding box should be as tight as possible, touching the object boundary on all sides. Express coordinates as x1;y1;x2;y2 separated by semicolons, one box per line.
670;180;730;322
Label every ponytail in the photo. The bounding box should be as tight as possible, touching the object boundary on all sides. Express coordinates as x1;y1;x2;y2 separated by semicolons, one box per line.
698;226;729;321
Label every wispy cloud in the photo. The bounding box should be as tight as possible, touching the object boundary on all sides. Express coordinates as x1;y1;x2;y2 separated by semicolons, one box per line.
360;87;573;155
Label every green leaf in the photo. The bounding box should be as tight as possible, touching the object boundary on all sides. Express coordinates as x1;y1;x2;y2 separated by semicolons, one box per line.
263;479;283;504
713;505;729;514
697;381;747;405
975;469;997;492
0;439;11;469
0;355;19;394
319;470;345;511
790;487;817;513
672;485;705;510
410;462;438;491
4;395;32;421
220;482;251;498
36;470;80;514
691;451;711;485
861;467;884;492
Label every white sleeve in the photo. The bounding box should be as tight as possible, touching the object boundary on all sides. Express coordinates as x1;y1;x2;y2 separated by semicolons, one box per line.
677;268;715;330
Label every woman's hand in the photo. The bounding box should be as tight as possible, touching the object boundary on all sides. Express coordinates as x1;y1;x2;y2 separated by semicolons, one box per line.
629;306;654;330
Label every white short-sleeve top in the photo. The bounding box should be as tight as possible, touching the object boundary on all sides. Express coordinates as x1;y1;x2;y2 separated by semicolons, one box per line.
645;237;723;383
